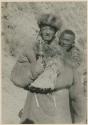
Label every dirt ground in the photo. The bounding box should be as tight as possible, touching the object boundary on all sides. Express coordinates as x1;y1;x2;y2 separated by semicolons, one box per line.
1;2;87;124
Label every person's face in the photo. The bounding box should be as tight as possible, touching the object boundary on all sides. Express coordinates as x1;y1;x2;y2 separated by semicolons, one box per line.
59;33;75;51
40;26;56;43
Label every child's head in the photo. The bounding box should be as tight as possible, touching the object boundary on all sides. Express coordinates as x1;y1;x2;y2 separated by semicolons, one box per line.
59;30;75;51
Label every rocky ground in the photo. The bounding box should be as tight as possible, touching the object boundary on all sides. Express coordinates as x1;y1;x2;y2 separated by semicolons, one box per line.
1;2;87;123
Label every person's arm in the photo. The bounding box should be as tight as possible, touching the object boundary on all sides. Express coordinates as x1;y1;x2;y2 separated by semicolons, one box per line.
10;42;44;88
69;69;86;123
55;74;71;90
24;43;44;80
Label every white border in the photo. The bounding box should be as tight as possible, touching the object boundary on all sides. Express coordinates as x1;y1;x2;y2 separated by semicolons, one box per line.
0;0;87;125
0;0;87;2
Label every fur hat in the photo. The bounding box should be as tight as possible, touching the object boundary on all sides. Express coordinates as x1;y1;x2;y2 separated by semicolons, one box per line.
38;13;62;31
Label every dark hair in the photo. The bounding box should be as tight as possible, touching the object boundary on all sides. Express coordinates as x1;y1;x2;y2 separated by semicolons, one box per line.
59;29;75;40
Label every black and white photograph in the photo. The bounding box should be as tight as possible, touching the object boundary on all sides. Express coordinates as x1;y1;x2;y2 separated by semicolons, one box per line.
1;1;87;124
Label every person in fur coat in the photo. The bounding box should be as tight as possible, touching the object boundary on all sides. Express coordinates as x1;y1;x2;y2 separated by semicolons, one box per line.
11;14;86;124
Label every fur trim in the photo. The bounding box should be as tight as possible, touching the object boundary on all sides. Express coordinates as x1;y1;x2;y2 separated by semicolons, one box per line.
38;13;62;30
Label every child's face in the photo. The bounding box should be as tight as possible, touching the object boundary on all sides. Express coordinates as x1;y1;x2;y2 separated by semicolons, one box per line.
59;33;75;51
40;26;56;43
